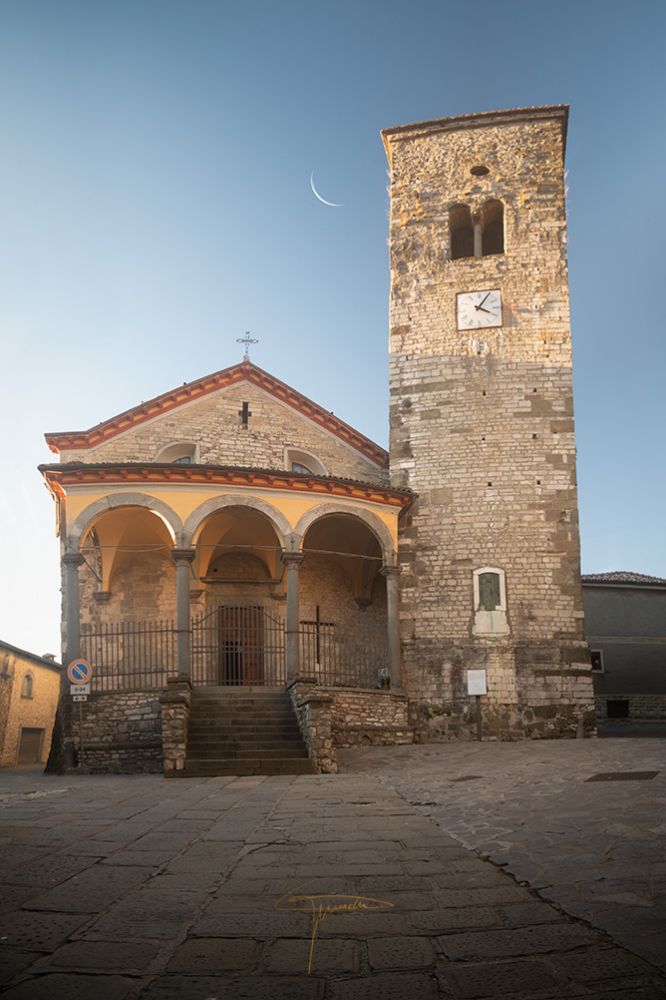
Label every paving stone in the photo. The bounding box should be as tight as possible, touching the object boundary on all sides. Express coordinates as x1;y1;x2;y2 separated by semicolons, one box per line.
262;937;360;974
3;853;103;888
190;911;311;938
0;884;44;914
167;937;260;972
22;864;154;913
433;885;530;906
496;901;567;927
0;911;89;951
437;923;602;961
0;948;42;985
545;946;659;983
0;973;136;999
83;891;203;941
101;849;176;867
367;935;436;970
139;974;325;999
44;939;160;973
438;956;564;998
328;971;440;999
412;906;501;933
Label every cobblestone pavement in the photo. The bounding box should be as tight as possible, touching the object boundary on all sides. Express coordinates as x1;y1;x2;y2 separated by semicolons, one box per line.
340;737;666;978
0;763;664;999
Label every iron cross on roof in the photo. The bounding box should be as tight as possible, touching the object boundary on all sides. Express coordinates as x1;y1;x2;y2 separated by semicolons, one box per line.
237;331;258;361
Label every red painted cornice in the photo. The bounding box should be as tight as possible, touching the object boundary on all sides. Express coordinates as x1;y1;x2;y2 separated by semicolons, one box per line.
44;360;388;468
39;463;414;510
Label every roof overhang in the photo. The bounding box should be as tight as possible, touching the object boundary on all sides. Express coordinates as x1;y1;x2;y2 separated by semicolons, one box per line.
382;105;569;163
39;463;415;511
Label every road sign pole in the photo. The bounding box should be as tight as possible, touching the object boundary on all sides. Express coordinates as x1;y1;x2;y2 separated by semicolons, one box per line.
79;699;85;767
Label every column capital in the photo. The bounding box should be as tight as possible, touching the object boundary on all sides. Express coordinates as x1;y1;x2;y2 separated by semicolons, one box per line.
62;551;85;568
380;564;400;578
172;548;195;564
281;551;304;567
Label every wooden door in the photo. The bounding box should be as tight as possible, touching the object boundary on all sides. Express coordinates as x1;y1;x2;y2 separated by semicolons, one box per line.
217;606;265;685
18;728;44;764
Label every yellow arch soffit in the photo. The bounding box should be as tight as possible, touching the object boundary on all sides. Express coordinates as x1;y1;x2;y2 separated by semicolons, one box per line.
63;485;400;550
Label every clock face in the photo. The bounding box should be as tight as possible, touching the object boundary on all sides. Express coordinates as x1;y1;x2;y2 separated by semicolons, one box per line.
456;289;502;330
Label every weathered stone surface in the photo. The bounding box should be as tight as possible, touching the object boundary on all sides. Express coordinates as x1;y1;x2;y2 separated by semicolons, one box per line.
139;975;326;999
23;864;154;913
0;911;89;951
262;937;361;975
0;974;136;999
437;923;601;961
45;939;160;973
438;957;561;998
367;935;436;970
167;937;261;972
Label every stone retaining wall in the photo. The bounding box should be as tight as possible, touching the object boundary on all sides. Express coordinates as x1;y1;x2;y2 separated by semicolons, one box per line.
289;680;413;773
71;690;162;773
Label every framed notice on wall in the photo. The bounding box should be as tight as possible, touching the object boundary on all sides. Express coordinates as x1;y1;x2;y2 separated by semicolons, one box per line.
466;669;487;696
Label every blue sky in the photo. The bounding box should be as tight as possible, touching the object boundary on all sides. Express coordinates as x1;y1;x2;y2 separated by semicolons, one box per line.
1;0;665;654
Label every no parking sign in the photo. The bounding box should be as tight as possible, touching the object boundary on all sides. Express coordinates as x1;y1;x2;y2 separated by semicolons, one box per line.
67;659;93;685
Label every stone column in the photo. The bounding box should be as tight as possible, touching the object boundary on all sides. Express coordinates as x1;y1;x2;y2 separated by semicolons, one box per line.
381;564;401;689
62;551;85;665
282;552;303;683
172;548;195;677
473;219;483;258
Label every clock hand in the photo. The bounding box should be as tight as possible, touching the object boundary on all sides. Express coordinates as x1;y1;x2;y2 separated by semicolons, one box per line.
477;306;491;314
475;293;491;311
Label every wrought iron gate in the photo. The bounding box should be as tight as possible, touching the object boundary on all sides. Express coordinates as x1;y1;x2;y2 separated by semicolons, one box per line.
191;605;286;686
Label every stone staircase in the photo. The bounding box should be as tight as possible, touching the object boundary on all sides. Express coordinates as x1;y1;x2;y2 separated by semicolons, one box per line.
183;686;316;776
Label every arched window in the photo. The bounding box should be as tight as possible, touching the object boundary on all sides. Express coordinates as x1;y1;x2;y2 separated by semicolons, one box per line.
481;200;504;256
154;442;199;464
450;204;474;260
21;672;33;699
284;449;327;476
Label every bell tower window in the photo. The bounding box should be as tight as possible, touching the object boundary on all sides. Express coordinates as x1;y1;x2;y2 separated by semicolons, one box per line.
449;204;474;260
481;200;504;256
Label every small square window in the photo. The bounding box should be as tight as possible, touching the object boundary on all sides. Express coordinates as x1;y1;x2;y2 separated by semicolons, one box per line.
590;650;604;673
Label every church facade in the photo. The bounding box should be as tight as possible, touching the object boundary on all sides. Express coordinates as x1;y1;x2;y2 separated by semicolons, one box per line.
41;106;595;775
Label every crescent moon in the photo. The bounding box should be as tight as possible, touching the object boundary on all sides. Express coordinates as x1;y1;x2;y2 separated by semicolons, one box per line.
310;171;343;208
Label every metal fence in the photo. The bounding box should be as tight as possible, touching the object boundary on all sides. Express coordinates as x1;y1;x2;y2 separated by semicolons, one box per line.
81;619;177;692
299;620;389;689
191;605;286;686
79;608;389;691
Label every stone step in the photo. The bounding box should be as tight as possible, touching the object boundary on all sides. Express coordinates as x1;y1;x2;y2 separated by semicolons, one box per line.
188;721;301;732
187;747;309;760
187;738;305;750
181;758;316;777
189;708;295;717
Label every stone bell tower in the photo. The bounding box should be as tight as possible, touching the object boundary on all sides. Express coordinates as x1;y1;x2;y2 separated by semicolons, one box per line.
382;106;595;739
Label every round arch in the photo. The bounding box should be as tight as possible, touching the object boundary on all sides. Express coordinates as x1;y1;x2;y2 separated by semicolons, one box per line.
68;493;183;550
183;495;291;549
293;502;395;564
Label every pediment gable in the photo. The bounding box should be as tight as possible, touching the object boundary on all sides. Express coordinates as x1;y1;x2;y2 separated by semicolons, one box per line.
45;360;387;468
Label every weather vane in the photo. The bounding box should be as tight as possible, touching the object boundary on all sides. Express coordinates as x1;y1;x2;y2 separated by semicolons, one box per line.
237;331;258;361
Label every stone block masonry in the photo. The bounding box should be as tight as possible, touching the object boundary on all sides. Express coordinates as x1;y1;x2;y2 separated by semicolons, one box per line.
289;679;412;773
72;691;162;773
384;107;596;739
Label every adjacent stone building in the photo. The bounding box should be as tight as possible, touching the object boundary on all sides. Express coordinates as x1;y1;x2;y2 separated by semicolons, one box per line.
40;105;595;774
583;571;666;724
0;641;62;767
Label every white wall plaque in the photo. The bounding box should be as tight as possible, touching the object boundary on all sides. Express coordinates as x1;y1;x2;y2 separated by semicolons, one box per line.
466;669;487;696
